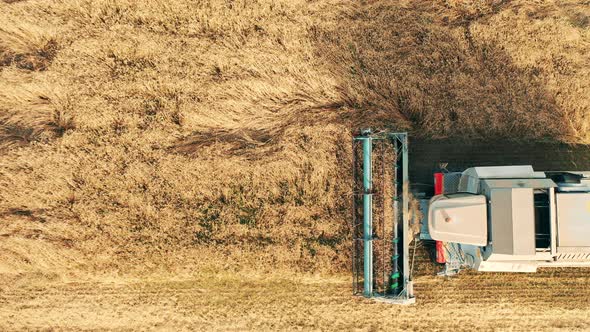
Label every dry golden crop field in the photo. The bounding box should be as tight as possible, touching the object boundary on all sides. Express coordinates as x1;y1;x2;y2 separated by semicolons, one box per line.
2;265;590;331
1;0;590;330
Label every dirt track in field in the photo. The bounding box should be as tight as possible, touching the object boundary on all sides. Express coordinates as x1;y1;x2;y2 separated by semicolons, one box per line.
409;139;590;189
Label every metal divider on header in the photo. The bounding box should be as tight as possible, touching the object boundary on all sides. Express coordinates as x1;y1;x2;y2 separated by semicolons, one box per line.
352;130;414;304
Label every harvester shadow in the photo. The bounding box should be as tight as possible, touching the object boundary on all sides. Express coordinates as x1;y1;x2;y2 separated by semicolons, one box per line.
313;1;570;142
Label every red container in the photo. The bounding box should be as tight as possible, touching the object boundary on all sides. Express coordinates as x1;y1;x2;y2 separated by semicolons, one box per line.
434;172;446;263
434;172;444;195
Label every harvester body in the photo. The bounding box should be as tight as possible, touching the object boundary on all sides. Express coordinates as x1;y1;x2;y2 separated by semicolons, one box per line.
425;166;590;272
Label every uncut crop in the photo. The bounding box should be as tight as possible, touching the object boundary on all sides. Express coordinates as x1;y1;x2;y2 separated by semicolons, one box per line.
0;0;588;275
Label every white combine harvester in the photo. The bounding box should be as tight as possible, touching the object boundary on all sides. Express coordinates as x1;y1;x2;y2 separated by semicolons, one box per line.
352;131;590;304
426;165;590;273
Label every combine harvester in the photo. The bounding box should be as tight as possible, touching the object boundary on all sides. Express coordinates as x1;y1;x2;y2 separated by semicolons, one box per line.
352;130;590;305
